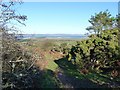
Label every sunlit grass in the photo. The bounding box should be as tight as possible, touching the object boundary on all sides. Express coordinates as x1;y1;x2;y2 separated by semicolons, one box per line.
46;61;58;71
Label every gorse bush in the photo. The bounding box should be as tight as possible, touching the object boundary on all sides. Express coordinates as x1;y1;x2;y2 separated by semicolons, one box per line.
67;28;119;77
51;42;71;54
67;10;120;77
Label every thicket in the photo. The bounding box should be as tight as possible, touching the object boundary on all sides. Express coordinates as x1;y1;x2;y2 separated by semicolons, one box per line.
52;42;71;54
0;1;42;89
67;11;120;78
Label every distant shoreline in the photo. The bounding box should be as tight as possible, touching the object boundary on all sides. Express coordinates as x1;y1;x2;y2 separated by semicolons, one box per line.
16;34;88;40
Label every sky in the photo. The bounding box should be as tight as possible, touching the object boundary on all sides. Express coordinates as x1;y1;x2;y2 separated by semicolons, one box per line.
15;2;118;34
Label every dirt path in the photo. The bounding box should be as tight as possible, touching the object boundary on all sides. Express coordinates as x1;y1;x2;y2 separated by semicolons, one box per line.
34;49;64;70
56;72;104;88
33;49;105;88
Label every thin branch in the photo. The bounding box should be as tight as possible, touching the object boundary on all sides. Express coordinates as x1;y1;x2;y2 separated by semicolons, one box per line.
27;59;38;70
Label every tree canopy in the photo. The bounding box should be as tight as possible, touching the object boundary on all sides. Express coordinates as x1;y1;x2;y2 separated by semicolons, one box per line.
86;10;116;35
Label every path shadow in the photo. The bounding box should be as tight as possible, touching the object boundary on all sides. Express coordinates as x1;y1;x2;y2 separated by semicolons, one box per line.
54;57;77;71
54;57;106;88
2;66;60;89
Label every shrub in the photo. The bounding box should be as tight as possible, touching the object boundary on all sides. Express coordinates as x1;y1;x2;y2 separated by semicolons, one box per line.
67;28;119;73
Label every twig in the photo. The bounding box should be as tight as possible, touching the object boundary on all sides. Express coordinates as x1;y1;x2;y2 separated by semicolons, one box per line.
9;59;24;63
27;59;37;70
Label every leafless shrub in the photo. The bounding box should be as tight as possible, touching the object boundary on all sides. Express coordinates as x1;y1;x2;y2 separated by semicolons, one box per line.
0;0;40;89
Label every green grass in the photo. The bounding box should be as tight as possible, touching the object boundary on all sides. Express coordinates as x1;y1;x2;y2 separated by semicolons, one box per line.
44;52;58;71
46;61;58;71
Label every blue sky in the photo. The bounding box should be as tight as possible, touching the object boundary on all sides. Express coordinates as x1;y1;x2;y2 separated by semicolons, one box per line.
16;2;118;34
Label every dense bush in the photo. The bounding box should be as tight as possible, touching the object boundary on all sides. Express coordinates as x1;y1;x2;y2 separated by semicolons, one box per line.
67;28;120;77
2;29;41;89
0;1;41;89
52;42;71;54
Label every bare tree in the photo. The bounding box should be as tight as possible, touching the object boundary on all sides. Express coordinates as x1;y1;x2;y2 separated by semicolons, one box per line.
0;1;38;89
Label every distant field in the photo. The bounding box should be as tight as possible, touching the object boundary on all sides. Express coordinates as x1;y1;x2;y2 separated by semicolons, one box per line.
19;38;88;48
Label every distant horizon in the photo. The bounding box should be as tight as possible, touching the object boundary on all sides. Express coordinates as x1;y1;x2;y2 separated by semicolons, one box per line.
19;33;87;35
16;33;88;39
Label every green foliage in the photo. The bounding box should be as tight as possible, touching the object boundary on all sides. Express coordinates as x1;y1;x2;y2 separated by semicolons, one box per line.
52;42;71;54
67;28;119;76
86;10;116;35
